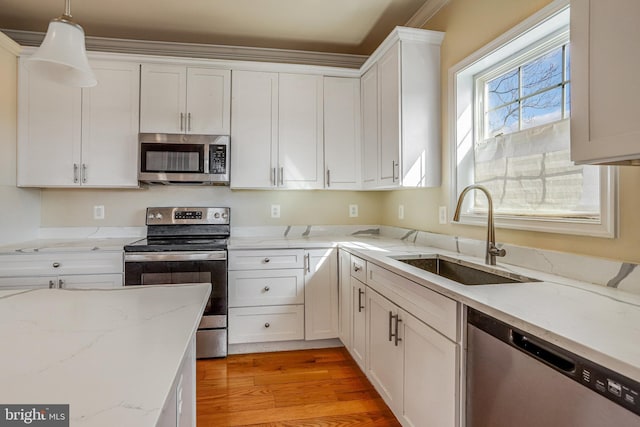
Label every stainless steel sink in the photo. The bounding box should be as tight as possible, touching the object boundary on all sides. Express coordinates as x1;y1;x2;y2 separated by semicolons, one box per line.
391;254;540;285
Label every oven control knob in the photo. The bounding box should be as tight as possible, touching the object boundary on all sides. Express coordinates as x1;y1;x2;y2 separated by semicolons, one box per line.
214;212;220;219
147;214;155;220
222;212;228;219
155;213;163;220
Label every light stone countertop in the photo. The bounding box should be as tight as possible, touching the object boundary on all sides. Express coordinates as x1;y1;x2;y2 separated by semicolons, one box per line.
0;237;140;254
0;283;211;427
229;235;640;384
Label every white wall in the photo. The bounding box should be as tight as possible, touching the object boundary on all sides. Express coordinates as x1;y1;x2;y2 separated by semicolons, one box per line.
0;32;40;245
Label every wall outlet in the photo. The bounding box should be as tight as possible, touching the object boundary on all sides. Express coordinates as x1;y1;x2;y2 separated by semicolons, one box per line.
93;205;105;220
349;204;359;218
398;204;405;220
270;204;281;218
438;206;447;225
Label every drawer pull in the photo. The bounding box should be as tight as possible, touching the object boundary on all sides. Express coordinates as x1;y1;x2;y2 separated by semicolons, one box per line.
264;286;270;292
353;263;362;272
264;258;270;263
264;322;270;328
52;262;61;268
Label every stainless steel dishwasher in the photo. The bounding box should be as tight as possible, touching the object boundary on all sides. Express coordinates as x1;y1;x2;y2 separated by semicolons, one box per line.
466;308;640;426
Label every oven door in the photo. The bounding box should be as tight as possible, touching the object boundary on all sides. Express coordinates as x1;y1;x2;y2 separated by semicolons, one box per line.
124;251;228;358
124;251;227;318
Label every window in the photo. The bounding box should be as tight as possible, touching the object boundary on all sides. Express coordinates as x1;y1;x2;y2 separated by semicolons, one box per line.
450;1;616;237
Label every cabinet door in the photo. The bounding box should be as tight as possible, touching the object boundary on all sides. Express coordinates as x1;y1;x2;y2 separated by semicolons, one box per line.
378;42;401;187
17;57;82;187
0;276;56;290
401;309;458;427
81;61;140;187
230;70;278;188
350;279;366;371
59;274;123;289
337;250;352;347
361;65;379;189
570;0;640;164
366;288;403;414
140;64;187;133
186;67;231;134
278;73;324;189
324;77;361;189
304;248;338;340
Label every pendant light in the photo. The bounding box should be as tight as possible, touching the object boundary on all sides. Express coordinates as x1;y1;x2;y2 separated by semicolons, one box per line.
28;0;97;87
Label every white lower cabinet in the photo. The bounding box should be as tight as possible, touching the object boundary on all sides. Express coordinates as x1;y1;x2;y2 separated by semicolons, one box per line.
337;252;460;427
350;278;367;371
0;252;123;290
337;250;352;347
304;248;338;340
158;334;196;427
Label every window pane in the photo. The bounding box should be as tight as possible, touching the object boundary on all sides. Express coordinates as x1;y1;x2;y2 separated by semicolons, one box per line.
564;83;571;118
565;44;571;81
522;87;562;129
487;69;519;109
487;102;519;136
522;47;563;97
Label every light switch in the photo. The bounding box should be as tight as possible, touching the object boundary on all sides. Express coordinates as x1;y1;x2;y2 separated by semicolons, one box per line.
93;205;105;220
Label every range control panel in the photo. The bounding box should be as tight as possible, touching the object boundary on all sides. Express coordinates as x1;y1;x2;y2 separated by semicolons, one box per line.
146;207;230;225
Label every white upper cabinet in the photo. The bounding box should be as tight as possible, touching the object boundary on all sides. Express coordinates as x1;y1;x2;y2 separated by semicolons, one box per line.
230;70;278;188
570;0;640;165
140;64;230;135
231;71;324;189
324;77;361;189
361;65;379;189
18;59;140;188
360;28;444;189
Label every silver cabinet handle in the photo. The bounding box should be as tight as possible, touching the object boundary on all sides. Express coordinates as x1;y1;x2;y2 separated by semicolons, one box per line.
389;313;402;346
393;160;399;182
82;163;87;184
304;253;310;273
264;286;270;292
187;112;192;132
263;257;270;263
279;167;284;186
388;311;394;342
73;163;79;183
358;288;365;313
264;322;270;328
52;262;60;268
180;112;184;132
49;280;56;289
271;168;276;186
326;169;331;187
58;279;64;288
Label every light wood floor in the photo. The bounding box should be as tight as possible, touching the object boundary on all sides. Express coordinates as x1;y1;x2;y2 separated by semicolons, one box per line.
196;346;401;426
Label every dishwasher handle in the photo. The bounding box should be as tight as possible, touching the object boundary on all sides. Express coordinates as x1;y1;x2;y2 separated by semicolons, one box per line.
511;330;576;373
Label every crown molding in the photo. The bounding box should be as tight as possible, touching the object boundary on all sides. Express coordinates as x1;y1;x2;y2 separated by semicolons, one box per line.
1;29;367;69
405;0;450;28
360;26;444;73
0;31;22;56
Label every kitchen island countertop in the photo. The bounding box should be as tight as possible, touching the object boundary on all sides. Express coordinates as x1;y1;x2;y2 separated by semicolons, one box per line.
0;283;210;426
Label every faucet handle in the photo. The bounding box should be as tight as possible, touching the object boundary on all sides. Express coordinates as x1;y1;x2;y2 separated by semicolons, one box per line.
489;245;506;258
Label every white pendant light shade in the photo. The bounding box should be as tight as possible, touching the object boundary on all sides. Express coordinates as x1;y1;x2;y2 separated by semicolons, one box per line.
28;5;96;87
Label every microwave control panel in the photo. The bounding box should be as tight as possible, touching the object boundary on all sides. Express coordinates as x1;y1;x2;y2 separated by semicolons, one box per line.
210;145;227;174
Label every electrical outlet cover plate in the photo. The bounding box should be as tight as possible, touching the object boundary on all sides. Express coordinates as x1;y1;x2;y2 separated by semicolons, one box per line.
438;206;447;224
349;204;358;218
271;205;281;218
93;205;105;220
398;204;405;220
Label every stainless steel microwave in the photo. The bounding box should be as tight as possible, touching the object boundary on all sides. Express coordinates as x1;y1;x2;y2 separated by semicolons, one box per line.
138;133;230;185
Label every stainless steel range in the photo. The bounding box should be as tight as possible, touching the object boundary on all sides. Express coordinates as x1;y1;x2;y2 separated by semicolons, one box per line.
124;207;230;358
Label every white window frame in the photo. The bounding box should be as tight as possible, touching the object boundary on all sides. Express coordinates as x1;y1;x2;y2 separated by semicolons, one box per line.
448;0;617;238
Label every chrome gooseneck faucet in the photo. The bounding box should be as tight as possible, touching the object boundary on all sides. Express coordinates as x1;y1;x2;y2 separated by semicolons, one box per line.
452;185;506;266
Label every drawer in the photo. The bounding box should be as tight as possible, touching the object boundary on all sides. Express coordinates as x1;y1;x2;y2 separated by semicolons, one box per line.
229;269;304;307
228;249;305;270
367;262;460;342
228;305;304;344
0;252;123;277
350;255;366;282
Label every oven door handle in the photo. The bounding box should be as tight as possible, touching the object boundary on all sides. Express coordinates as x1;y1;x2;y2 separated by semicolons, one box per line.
124;251;227;262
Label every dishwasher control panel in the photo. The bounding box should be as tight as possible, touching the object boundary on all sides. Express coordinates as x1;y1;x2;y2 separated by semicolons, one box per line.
579;364;640;415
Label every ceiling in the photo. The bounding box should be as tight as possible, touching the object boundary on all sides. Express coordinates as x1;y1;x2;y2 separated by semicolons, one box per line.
0;0;438;56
